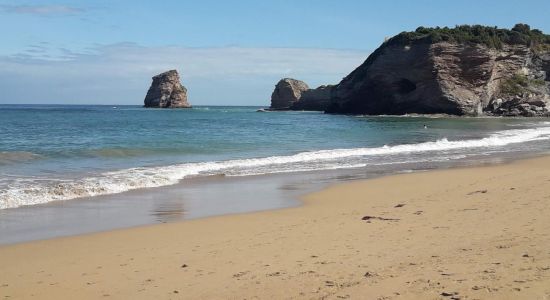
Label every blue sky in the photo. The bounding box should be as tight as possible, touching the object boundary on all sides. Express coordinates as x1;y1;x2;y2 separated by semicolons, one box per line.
1;0;549;105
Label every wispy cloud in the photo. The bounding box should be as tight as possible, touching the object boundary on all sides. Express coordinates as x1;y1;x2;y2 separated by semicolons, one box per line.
0;43;369;105
0;4;84;16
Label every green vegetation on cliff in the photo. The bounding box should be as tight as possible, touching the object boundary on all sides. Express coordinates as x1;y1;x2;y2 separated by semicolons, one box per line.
500;74;546;96
387;24;550;50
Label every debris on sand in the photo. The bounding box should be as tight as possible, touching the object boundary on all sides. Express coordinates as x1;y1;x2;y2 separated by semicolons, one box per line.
361;216;400;222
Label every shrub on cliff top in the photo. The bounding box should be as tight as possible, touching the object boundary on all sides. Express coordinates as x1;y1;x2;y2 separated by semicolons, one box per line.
500;74;546;96
386;24;550;50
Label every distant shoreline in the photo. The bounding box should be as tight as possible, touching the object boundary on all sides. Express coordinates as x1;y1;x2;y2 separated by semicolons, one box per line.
2;104;549;119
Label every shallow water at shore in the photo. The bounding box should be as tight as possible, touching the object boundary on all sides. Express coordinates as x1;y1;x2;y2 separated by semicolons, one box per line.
0;149;544;245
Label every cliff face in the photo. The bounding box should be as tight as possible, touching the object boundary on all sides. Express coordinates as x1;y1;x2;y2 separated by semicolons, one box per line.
326;25;550;116
144;70;191;108
291;85;334;111
270;78;332;111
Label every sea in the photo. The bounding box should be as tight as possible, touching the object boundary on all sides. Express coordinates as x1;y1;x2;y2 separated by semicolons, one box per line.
1;104;550;243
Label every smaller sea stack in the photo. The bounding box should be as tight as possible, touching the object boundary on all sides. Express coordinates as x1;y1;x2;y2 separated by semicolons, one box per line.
270;78;310;110
269;78;333;111
144;70;191;108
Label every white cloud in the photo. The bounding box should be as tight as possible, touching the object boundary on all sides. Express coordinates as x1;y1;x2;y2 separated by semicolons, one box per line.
0;43;369;105
0;4;83;15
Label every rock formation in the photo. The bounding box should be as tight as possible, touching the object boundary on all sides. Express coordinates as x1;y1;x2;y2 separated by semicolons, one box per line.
269;78;333;111
270;78;310;110
325;24;550;116
291;85;334;111
144;70;191;108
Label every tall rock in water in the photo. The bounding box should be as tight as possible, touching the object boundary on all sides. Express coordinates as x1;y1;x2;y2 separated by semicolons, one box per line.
269;78;333;111
326;24;550;116
270;78;310;110
144;70;191;108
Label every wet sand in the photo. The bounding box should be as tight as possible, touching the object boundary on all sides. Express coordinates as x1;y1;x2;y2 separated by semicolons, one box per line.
0;153;517;245
1;156;550;299
0;168;374;245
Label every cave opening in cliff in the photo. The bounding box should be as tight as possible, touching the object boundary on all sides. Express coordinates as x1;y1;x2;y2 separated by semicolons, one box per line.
396;78;417;94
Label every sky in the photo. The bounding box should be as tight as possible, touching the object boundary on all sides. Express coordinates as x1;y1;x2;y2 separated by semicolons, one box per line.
1;0;549;106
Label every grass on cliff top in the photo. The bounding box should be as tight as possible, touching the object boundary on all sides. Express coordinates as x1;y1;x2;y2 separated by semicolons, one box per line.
386;24;550;50
500;74;546;96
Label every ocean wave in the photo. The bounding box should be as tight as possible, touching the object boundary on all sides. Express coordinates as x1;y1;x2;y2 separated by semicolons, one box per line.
2;126;550;209
82;148;159;158
0;151;42;165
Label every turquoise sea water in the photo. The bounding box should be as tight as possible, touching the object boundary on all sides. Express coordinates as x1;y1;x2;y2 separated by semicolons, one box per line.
1;104;550;209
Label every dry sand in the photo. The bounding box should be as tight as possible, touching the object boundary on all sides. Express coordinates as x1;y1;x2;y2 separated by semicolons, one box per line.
1;156;550;299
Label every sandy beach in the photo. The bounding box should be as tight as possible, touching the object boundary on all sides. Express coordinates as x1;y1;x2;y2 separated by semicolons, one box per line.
1;156;550;299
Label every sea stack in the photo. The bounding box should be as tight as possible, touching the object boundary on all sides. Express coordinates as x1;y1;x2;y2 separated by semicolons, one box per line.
269;78;333;111
270;78;310;110
144;70;191;108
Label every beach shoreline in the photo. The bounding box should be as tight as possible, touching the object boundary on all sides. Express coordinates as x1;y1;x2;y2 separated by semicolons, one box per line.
1;155;550;299
0;149;540;246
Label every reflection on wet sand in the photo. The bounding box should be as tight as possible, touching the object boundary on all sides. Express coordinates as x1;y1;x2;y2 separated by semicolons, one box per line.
151;202;186;223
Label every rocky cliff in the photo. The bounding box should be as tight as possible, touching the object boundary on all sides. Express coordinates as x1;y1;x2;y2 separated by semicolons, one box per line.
144;70;191;108
291;85;334;111
326;24;550;116
269;78;333;111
